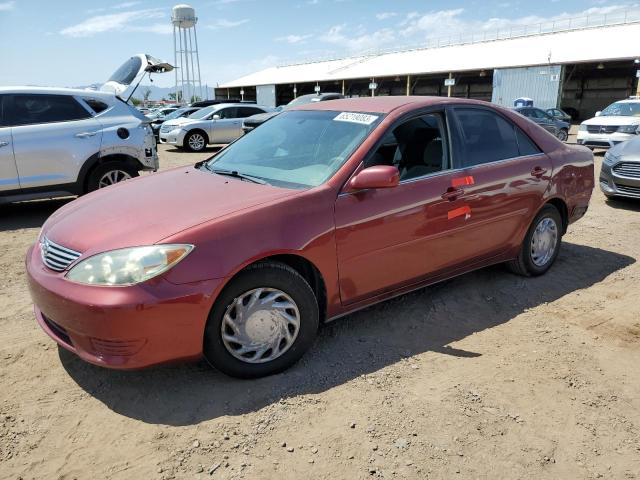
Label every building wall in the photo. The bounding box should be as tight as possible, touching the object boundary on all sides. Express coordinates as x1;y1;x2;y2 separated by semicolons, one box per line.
256;84;277;108
491;66;562;110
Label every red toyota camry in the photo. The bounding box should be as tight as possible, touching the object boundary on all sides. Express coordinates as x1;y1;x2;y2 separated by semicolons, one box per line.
26;97;594;378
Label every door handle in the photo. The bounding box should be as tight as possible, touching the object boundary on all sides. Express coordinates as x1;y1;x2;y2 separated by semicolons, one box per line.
531;166;547;177
441;187;464;201
0;141;9;148
75;131;97;138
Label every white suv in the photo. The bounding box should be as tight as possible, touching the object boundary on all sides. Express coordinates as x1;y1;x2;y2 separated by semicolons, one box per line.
577;97;640;149
0;54;170;204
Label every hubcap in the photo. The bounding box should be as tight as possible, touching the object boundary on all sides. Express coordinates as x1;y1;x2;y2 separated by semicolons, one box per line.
188;133;205;150
98;170;132;188
558;130;568;141
530;217;558;267
221;288;300;364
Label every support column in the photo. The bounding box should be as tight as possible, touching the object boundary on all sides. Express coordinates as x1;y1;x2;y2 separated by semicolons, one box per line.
342;79;345;96
448;72;453;97
406;75;410;96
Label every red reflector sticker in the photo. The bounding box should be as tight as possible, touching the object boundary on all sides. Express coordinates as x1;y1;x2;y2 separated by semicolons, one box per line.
448;205;472;220
452;176;475;187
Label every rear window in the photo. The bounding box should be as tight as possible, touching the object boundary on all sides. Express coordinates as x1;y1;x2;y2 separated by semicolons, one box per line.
108;56;142;85
8;94;92;126
515;128;542;156
83;98;109;114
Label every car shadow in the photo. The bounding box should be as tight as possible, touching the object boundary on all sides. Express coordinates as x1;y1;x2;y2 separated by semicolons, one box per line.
605;197;640;212
0;198;73;232
59;242;634;426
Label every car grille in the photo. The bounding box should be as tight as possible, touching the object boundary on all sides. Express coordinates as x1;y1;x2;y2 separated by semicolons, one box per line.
613;162;640;179
586;125;619;134
614;183;640;196
40;237;81;272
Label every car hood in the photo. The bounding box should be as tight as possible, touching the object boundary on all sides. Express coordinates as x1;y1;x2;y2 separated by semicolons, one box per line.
162;118;201;128
582;116;640;126
43;167;298;254
609;136;640;160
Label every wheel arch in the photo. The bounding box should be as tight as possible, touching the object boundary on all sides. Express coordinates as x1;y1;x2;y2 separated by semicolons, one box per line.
543;197;569;234
80;153;144;193
185;128;209;146
219;253;328;322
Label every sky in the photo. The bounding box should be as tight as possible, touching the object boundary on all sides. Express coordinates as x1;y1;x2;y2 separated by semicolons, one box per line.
1;0;638;89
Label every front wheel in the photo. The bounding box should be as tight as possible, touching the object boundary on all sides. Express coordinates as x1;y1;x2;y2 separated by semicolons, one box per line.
184;131;208;152
507;204;562;276
204;262;319;378
556;129;569;142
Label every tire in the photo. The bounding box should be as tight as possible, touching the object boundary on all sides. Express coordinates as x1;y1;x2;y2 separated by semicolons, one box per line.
184;130;208;152
507;204;562;277
556;129;568;142
86;161;138;192
203;261;319;378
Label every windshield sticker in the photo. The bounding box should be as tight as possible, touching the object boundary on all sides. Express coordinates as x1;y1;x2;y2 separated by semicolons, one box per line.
334;112;379;125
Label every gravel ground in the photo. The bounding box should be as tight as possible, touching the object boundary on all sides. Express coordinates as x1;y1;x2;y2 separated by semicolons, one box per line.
1;141;639;480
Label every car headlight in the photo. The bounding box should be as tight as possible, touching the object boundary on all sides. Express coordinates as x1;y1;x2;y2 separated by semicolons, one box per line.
579;124;587;131
617;125;639;134
603;151;618;165
66;244;193;286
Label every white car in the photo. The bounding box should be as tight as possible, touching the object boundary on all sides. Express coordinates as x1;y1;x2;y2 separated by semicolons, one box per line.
577;97;640;149
0;54;171;204
159;103;271;152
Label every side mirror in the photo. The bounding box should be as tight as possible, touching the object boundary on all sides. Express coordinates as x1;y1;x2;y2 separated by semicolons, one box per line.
212;114;221;120
595;111;602;117
347;165;400;192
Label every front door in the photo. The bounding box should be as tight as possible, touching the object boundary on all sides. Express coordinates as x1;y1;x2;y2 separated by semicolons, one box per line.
210;107;241;144
335;111;469;305
7;94;102;189
0;95;20;192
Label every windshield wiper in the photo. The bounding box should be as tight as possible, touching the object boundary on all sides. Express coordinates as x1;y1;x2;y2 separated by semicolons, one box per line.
209;168;268;185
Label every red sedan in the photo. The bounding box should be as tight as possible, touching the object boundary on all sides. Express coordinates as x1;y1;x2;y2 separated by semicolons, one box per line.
26;97;594;378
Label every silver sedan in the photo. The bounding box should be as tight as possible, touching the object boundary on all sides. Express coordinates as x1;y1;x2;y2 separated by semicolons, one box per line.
600;136;640;199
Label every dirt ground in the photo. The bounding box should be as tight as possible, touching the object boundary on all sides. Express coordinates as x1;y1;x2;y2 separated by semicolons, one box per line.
1;141;639;480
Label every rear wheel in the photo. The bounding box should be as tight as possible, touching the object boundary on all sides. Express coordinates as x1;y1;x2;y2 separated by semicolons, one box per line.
86;161;138;192
203;262;319;378
556;128;568;142
184;131;208;152
507;204;562;276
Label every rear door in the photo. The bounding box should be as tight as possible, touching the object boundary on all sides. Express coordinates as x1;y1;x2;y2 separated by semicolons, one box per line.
448;106;552;261
0;95;20;192
210;107;238;144
8;94;102;189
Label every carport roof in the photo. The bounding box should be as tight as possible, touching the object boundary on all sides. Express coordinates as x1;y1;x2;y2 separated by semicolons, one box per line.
219;22;640;88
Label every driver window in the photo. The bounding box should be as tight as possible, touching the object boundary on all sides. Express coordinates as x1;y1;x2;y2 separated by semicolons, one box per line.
364;113;448;181
215;107;236;119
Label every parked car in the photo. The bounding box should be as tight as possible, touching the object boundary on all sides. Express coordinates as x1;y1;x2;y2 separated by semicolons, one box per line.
0;87;158;204
515;107;570;141
146;107;178;120
546;108;572;123
561;106;579;121
150;106;200;140
159;103;271;151
599;136;640;199
242;92;344;133
577;97;640;149
26;97;594;377
189;99;256;108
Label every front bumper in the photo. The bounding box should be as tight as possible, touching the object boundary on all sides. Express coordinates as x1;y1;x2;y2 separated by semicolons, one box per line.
26;244;223;369
599;161;640;199
159;128;187;147
576;131;636;149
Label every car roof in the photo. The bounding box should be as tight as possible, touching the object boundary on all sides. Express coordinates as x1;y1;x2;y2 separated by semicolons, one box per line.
292;96;489;114
209;103;269;110
0;86;116;100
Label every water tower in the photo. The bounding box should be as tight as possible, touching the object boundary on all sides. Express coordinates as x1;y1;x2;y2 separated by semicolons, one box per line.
172;4;203;105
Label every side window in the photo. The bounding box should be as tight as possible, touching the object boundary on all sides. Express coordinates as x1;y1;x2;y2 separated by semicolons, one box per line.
237;107;264;118
215;107;236;119
455;108;520;166
520;109;533;118
9;94;91;126
0;96;5;127
515;128;542;156
82;98;109;114
365;113;448;181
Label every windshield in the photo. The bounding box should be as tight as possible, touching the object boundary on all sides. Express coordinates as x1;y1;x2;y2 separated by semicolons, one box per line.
164;107;195;121
204;110;382;188
600;102;640;117
188;105;216;119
